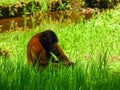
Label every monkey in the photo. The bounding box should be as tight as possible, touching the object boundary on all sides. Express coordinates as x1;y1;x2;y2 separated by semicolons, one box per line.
27;30;74;69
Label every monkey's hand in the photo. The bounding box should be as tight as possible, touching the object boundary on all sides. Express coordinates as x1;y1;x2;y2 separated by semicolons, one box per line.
63;61;74;66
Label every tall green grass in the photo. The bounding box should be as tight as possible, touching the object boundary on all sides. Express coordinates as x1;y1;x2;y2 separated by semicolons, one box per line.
1;6;120;90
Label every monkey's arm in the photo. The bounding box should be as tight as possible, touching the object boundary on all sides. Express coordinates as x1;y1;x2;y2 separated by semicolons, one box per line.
52;43;74;66
27;43;49;68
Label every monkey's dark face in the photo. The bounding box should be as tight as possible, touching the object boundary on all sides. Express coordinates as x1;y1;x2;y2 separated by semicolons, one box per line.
40;30;58;51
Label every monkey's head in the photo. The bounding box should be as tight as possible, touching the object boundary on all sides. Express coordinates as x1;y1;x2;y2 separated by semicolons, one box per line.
40;30;58;51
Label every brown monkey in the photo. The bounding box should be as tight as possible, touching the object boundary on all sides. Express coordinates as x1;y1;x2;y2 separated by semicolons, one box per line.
27;30;74;69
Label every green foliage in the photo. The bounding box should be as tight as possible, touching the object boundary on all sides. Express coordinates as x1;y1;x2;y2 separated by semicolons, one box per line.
37;0;47;12
1;5;120;90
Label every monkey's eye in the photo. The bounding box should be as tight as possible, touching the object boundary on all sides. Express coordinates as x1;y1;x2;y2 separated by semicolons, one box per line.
43;37;47;40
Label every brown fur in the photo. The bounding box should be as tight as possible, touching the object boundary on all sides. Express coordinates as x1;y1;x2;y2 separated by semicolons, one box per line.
27;30;74;69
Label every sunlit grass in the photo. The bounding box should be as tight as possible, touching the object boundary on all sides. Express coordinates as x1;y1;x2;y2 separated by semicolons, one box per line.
0;5;120;90
0;0;58;6
0;0;30;5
